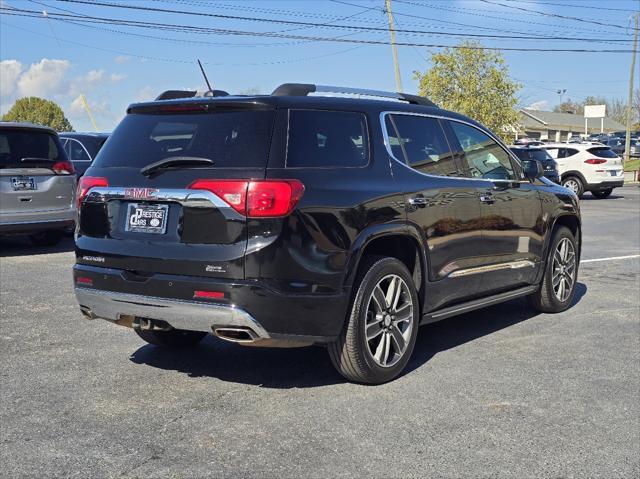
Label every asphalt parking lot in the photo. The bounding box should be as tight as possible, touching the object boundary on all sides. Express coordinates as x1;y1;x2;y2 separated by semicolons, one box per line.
1;186;639;478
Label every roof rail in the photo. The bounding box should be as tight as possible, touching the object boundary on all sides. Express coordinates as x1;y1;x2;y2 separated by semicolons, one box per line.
155;89;230;101
271;83;437;107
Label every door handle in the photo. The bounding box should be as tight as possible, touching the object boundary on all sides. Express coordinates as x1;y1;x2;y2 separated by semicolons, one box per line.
479;194;495;204
408;196;429;206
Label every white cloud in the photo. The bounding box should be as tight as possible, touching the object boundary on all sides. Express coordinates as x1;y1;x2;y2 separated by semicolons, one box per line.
16;59;70;98
526;100;549;111
110;73;126;82
114;55;132;64
0;60;22;100
135;85;156;102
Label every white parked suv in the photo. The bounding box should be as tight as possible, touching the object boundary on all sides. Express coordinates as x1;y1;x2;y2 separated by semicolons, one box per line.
539;143;624;198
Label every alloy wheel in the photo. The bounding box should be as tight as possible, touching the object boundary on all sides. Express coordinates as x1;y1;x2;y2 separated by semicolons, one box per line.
563;179;580;195
552;238;576;302
364;274;414;368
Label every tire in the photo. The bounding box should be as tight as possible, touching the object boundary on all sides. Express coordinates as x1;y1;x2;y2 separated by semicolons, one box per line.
134;328;207;348
591;188;612;199
328;256;420;384
29;230;63;246
562;176;584;198
528;226;579;313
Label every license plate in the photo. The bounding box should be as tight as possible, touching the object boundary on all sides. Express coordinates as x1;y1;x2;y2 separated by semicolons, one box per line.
125;203;169;234
610;171;617;176
11;176;36;191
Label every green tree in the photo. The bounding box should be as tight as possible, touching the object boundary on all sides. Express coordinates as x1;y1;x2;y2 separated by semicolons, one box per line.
414;41;521;142
2;97;74;132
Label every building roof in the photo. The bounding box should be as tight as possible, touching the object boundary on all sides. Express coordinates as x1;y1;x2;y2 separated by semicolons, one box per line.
518;109;625;132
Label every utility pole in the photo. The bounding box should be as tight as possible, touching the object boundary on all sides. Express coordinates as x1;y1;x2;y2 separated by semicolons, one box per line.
624;13;638;163
557;89;567;109
385;0;403;93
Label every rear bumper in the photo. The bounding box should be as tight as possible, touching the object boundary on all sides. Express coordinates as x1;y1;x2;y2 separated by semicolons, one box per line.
584;180;624;191
76;287;270;337
73;264;347;342
0;218;74;234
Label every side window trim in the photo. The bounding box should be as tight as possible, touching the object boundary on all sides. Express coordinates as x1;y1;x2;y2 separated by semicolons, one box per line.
285;108;371;169
380;112;470;180
445;119;523;182
380;111;521;182
66;138;93;162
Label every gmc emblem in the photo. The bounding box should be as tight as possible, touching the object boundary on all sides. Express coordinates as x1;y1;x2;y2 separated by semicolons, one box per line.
124;187;159;200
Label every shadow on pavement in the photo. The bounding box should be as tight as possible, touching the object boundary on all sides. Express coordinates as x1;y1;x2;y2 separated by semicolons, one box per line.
0;235;74;257
129;283;587;388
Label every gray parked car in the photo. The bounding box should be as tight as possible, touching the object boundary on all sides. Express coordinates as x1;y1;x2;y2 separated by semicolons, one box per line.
0;122;76;246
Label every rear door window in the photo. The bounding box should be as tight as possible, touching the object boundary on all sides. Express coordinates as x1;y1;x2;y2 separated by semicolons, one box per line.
587;147;618;158
0;129;62;168
286;110;368;168
385;114;458;176
449;121;515;180
67;139;92;162
93;110;276;168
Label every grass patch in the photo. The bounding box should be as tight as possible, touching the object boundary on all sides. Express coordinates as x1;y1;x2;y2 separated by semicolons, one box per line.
624;158;639;171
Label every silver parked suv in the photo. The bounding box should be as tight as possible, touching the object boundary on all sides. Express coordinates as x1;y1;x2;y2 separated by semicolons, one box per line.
0;122;76;246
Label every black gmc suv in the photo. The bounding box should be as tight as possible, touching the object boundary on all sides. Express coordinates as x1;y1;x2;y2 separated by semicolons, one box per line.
74;84;581;384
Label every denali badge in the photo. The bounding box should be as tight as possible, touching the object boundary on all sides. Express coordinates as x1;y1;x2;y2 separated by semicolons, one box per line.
205;265;226;273
82;255;105;263
124;187;159;200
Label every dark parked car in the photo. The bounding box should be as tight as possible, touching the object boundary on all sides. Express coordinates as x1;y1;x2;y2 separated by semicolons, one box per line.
73;84;581;384
603;137;626;156
509;146;560;184
58;132;109;176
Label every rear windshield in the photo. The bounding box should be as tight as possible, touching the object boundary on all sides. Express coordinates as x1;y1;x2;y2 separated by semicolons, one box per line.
93;110;275;168
0;129;63;168
587;147;618;158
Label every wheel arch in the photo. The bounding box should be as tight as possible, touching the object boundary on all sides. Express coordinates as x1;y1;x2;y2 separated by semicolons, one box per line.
536;213;582;284
560;170;587;186
344;223;428;310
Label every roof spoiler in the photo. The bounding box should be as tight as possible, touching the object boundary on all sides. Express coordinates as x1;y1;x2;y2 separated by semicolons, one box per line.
155;89;230;101
271;83;438;107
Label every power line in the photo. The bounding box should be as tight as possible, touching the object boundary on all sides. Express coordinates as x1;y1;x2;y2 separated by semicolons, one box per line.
1;6;635;53
395;0;630;36
502;0;639;13
479;0;629;30
51;0;633;43
0;19;369;66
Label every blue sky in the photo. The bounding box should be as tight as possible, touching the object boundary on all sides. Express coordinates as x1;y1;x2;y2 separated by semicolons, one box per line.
1;0;637;131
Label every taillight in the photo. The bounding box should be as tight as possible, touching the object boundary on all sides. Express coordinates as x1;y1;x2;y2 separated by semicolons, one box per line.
52;160;75;175
77;176;108;207
189;179;304;218
584;158;607;165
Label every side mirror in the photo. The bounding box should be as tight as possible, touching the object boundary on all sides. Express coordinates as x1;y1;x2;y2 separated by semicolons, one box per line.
522;159;544;180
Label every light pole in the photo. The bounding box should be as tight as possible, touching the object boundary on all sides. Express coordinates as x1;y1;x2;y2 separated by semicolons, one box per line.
557;89;567;109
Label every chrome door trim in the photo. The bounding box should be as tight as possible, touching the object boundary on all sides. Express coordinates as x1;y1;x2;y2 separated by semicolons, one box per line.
448;259;536;278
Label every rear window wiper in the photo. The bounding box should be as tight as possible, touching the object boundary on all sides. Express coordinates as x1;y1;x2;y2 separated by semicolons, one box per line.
140;156;214;177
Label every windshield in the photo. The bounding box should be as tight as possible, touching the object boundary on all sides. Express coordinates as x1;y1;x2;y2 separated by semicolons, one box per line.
0;129;63;168
527;149;553;162
93;110;275;168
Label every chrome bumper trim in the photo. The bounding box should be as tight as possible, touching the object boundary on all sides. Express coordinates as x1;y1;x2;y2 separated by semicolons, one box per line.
74;287;270;338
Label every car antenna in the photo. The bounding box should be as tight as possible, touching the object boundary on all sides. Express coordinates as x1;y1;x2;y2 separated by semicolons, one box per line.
197;59;214;96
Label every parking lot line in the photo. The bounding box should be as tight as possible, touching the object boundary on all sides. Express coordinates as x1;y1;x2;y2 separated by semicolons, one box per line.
581;254;640;263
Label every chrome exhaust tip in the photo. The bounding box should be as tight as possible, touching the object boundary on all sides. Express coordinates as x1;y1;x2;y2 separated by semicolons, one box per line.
213;327;259;343
79;305;95;319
